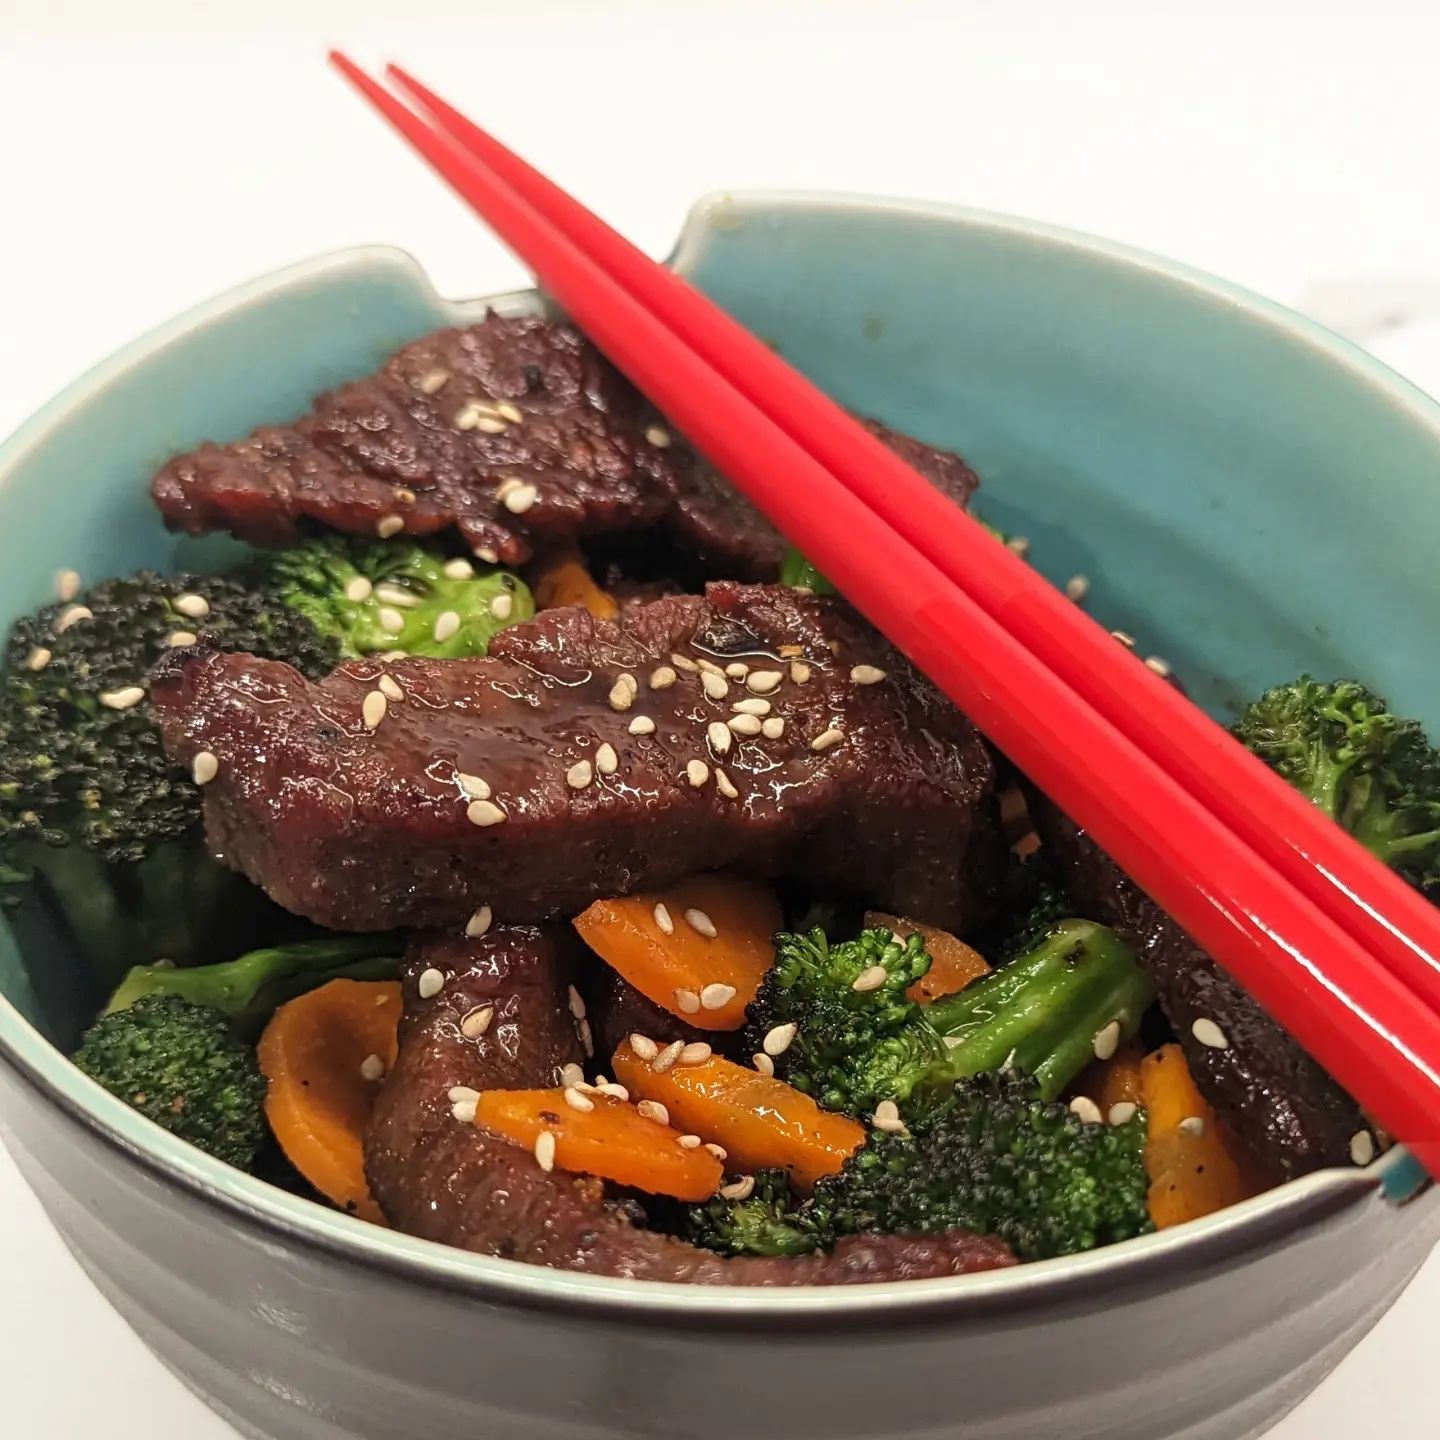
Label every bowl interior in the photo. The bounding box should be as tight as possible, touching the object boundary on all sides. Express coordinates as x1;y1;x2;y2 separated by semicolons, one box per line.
1;196;1435;1276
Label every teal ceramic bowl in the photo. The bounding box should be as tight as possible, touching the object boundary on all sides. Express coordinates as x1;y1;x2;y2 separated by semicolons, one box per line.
0;193;1437;1440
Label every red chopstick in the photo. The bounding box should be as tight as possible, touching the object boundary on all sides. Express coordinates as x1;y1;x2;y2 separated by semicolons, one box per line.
330;54;1440;1169
384;63;1440;1019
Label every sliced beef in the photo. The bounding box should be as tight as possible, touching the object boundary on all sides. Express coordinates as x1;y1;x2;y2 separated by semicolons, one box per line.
583;966;709;1063
1033;798;1365;1176
149;584;1004;933
151;314;980;577
365;928;1015;1283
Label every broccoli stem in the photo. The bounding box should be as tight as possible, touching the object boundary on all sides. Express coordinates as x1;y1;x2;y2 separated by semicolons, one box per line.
926;921;1154;1100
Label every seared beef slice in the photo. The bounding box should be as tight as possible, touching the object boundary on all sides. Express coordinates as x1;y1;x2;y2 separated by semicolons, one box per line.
149;584;1004;933
151;313;979;578
366;927;1014;1283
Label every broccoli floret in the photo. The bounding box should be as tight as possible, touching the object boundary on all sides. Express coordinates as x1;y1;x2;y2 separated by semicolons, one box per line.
72;993;267;1169
261;536;533;660
681;1169;823;1257
106;935;399;1034
1234;676;1440;891
747;920;1154;1115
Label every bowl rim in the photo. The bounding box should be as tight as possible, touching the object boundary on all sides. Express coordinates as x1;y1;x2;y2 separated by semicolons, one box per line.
0;188;1434;1324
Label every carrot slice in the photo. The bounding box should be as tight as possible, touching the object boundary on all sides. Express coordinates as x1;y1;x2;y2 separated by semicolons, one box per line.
864;910;990;1003
574;875;782;1031
1077;1041;1145;1117
257;979;403;1225
1140;1043;1265;1229
532;545;619;619
613;1043;865;1190
473;1087;722;1200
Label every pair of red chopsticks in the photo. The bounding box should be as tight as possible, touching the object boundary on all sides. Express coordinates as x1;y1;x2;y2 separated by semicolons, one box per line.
332;54;1440;1173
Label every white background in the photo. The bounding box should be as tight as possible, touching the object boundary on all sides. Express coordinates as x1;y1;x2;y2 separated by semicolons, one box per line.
2;2;1439;1435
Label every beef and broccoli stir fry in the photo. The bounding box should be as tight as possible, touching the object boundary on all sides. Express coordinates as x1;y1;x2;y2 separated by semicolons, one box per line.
6;311;1435;1285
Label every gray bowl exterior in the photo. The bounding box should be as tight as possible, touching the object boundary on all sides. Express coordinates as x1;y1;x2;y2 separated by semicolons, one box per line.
4;1050;1436;1440
2;197;1440;1440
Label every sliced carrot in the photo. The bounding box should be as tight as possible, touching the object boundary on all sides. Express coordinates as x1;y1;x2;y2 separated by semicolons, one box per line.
1078;1040;1145;1116
864;910;990;1003
574;874;782;1031
532;545;619;619
257;979;403;1226
613;1043;865;1191
1140;1043;1266;1229
473;1087;722;1200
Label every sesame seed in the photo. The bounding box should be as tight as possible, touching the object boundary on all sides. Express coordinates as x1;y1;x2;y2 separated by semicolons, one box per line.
850;665;887;685
1145;655;1172;678
443;558;475;580
701;983;737;1011
379;607;405;635
457;772;491;800
24;647;50;671
811;727;845;752
559;1063;585;1088
378;674;404;703
703;1143;728;1161
650;666;677;690
720;1176;756;1201
731;698;771;716
359;1053;386;1082
595;742;619;776
567;985;587;1021
418;368;451;394
715;768;738;799
1069;1096;1104;1125
685;907;718;939
1092;1020;1121;1062
1178;1116;1207;1138
100;686;146;711
747;669;784;694
686;759;711;788
502;482;538;515
376;515;405;539
465;905;493;938
707;720;733;755
1065;573;1090;601
652;1040;684;1074
478;416;509;434
645;424;672;448
453;401;494;429
340;575;372;606
669;652;700;673
192;751;220;786
451;1098;478;1124
763;1022;797;1057
701;671;730;701
608;680;635;711
725;662;750;680
1350;1129;1376;1166
628;715;656;736
496;402;524;424
1108;1101;1139;1127
579;1017;594;1056
637;1098;670;1125
466;799;507;827
449;1085;480;1104
362;690;388;730
1111;630;1137;648
491;592;514;621
872;1100;908;1134
1007;535;1031;557
418;967;445;999
674;987;702;1014
394;488;417;505
851;965;888;992
475;546;500;564
534;1131;557;1172
567;759;596;792
728;713;763;736
790;661;812;684
174;593;210;619
54;569;81;602
375;584;419;608
1192;1017;1230;1050
761;717;785;740
677;1134;703;1150
433;610;462;643
752;1052;776;1077
167;631;197;648
460;1005;494;1039
653;903;674;935
679;1042;713;1066
564;1086;595;1113
629;1034;659;1061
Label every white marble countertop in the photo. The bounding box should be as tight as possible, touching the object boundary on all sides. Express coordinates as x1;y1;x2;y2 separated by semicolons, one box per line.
1;2;1438;1434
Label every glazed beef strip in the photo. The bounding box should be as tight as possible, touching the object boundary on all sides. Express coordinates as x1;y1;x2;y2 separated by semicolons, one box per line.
365;928;1015;1283
1032;798;1366;1175
583;966;709;1063
149;583;1004;933
151;313;979;577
